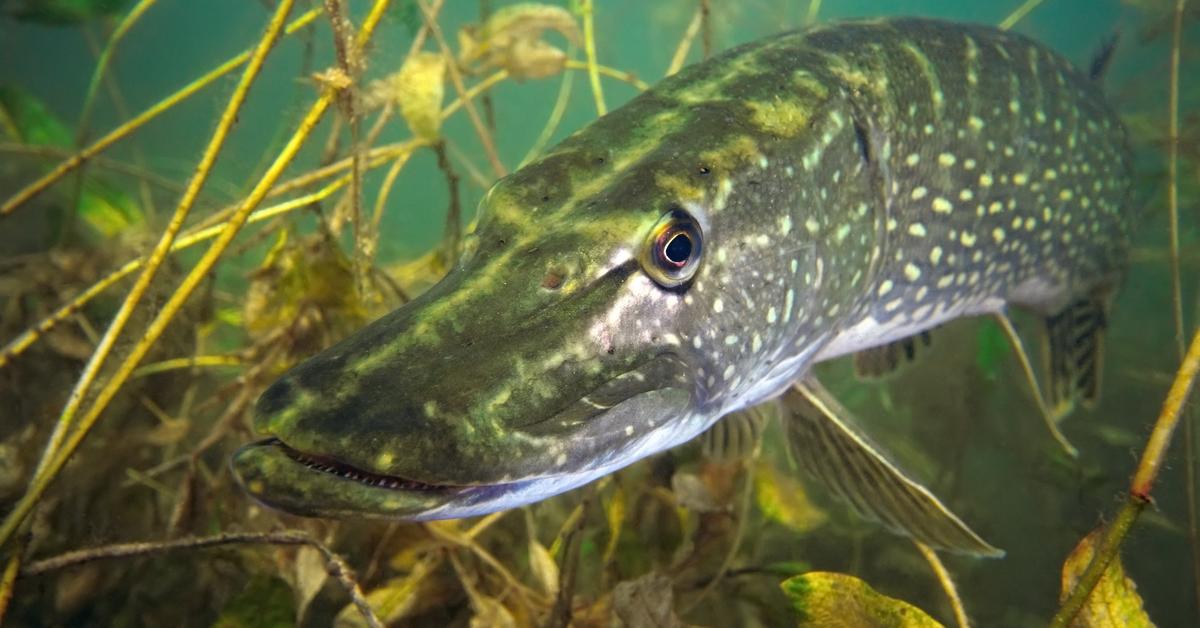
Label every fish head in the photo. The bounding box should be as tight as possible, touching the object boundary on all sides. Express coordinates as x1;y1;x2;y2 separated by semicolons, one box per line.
232;47;880;520
231;145;731;520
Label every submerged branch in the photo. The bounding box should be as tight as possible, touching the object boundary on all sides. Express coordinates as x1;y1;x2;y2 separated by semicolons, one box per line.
0;7;323;218
0;0;397;552
19;532;382;628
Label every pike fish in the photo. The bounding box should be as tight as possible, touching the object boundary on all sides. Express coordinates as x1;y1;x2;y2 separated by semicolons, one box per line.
232;17;1133;556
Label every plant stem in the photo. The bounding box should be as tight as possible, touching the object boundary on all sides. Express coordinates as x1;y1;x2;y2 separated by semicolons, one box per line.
18;532;382;628
1051;328;1200;626
1162;0;1200;616
417;0;506;178
580;0;607;116
915;541;969;628
29;0;298;491
0;8;322;218
0;0;396;553
999;0;1044;30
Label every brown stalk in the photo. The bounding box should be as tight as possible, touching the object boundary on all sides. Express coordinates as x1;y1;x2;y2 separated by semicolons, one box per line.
18;532;382;628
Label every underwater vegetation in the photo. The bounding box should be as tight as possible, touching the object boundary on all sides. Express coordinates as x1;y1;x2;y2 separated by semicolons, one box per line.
0;0;1197;626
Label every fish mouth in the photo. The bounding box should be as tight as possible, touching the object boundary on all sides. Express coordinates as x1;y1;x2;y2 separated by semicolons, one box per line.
231;437;530;520
232;354;697;519
271;438;466;492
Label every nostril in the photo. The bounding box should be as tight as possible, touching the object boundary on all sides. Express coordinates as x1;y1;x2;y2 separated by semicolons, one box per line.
256;379;295;418
541;269;565;290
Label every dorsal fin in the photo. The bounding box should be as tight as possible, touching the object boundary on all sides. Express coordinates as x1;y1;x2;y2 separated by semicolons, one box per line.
1089;30;1121;82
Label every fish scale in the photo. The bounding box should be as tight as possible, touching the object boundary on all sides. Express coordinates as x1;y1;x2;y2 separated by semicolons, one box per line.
234;18;1133;553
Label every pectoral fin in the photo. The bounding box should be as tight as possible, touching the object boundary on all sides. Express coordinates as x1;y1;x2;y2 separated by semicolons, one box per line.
781;378;1004;557
1042;294;1108;421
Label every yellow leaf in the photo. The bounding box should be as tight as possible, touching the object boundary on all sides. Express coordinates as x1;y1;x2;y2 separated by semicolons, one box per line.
1060;529;1155;628
754;461;827;533
528;540;559;597
142;417;190;447
291;546;328;623
458;3;580;81
781;572;943;628
392;52;447;141
336;555;438;627
670;471;723;513
469;594;516;628
602;484;626;563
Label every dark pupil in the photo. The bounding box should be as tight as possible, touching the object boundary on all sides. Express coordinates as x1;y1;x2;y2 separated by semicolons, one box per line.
663;232;693;266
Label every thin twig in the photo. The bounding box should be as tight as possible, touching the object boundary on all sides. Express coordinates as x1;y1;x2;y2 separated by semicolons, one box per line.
519;60;574;168
1051;328;1200;626
914;541;970;628
579;0;607;116
546;494;588;628
29;0;298;492
0;7;323;217
1162;0;1200;616
0;0;395;552
804;0;822;25
0;178;348;371
0;553;19;625
433;142;463;264
427;521;543;607
365;147;419;270
131;355;244;379
76;9;161;226
416;0;506;178
75;0;158;148
665;6;703;77
322;0;370;301
564;60;649;91
0;143;184;194
998;0;1045;30
19;532;382;628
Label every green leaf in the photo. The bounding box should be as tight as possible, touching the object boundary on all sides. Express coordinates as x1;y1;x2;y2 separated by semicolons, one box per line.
781;572;943;628
0;84;71;146
0;84;143;235
1060;530;1155;628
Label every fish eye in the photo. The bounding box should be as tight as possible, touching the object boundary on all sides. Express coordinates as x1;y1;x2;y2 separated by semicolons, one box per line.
643;208;703;287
